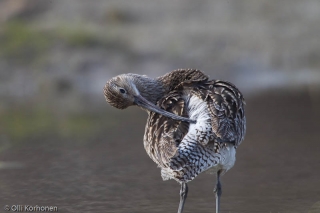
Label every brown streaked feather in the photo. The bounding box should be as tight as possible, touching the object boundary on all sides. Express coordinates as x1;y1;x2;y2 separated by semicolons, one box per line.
145;70;245;175
144;91;189;168
180;79;245;146
157;68;209;92
204;80;246;146
145;68;210;166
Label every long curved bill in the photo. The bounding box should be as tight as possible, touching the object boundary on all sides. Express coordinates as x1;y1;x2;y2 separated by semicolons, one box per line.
134;95;196;124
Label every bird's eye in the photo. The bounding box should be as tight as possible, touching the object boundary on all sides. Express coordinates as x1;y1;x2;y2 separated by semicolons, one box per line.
119;88;126;94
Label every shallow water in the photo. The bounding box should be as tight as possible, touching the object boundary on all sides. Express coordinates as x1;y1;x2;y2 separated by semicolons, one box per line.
0;90;320;213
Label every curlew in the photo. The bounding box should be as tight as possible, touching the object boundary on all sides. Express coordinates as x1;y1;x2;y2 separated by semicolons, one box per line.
104;69;246;213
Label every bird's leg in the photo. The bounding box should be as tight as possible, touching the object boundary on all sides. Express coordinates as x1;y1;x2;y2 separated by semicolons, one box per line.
214;170;222;213
177;182;188;213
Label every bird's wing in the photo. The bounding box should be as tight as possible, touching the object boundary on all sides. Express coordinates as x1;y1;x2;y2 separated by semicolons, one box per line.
144;91;189;168
145;69;246;171
168;79;246;171
157;68;209;92
199;80;246;146
144;69;209;168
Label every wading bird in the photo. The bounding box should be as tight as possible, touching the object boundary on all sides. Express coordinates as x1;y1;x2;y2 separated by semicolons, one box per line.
104;69;246;213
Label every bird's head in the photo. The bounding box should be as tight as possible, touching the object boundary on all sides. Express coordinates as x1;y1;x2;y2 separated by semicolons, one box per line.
104;74;138;109
103;73;196;123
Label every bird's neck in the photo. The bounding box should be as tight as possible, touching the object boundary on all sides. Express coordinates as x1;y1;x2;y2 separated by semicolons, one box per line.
132;75;166;104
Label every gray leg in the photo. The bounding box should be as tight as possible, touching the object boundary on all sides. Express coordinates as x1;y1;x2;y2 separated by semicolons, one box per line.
214;170;222;213
177;182;188;213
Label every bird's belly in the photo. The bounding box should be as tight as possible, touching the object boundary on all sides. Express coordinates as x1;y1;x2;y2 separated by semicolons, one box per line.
206;144;236;175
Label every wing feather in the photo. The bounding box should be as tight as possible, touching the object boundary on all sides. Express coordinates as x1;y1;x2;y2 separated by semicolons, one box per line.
205;80;246;146
144;69;246;173
144;91;189;168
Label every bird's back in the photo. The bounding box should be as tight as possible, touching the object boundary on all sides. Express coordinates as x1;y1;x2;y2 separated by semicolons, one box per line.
143;69;246;182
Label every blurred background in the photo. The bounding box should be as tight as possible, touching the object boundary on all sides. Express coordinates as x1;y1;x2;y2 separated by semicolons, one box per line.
0;0;319;212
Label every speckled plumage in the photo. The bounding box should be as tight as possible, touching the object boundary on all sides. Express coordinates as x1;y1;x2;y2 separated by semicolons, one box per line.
104;69;246;213
144;69;246;182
